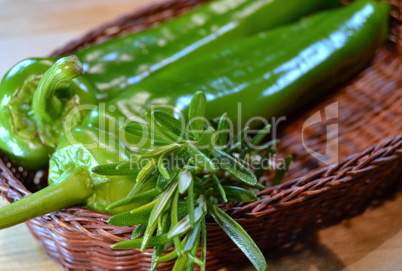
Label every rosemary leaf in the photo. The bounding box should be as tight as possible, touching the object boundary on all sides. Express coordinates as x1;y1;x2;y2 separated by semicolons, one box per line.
158;154;171;180
217;113;230;148
131;224;147;239
255;139;280;153
183;221;201;253
200;218;207;271
168;199;205;239
146;111;179;142
208;204;267;271
187;181;195;225
212;175;227;203
212;148;257;186
179;170;193;194
142;182;178;251
130;197;158;215
112;234;171;249
197;126;216;155
187;144;216;171
172;254;190;271
141;143;182;158
152;208;172;271
222;186;257;203
156;249;178;263
153;110;189;141
188;254;204;269
125;122;171;145
233;127;249;149
106;188;160;210
188;91;207;139
136;158;157;183
171;189;183;256
108;209;151;227
251;124;271;146
272;155;292;186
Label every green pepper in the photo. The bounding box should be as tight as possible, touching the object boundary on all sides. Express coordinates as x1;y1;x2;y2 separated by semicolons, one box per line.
0;0;390;229
85;0;389;128
0;128;154;229
0;0;339;170
75;0;341;100
0;57;97;169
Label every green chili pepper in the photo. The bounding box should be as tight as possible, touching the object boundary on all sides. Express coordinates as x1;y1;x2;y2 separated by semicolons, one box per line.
75;0;341;100
0;0;390;230
0;0;339;170
84;0;389;129
0;57;97;169
135;1;390;126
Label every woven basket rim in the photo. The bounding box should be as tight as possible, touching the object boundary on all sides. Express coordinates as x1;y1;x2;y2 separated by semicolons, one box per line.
1;134;401;219
0;0;401;270
0;0;400;230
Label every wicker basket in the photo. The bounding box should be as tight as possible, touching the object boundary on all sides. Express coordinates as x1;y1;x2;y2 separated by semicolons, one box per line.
1;0;401;270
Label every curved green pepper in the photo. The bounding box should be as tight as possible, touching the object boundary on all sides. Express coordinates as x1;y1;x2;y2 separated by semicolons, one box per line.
0;0;390;229
0;127;153;228
0;57;97;169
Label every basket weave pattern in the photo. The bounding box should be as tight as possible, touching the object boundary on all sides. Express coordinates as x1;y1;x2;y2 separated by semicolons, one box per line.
1;0;402;270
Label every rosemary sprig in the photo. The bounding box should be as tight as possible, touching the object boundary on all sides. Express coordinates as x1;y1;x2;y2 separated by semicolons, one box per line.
93;91;291;271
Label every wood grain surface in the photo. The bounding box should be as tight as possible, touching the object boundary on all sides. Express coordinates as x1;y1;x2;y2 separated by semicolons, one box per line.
0;0;401;270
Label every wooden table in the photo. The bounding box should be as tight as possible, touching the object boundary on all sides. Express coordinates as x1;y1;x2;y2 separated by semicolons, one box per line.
1;0;402;270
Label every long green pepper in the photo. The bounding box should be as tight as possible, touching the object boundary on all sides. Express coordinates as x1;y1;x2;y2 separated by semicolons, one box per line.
0;0;339;170
0;0;390;230
76;0;341;98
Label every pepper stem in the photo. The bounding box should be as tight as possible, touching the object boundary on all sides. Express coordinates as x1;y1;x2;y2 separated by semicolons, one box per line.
0;169;93;230
32;55;83;125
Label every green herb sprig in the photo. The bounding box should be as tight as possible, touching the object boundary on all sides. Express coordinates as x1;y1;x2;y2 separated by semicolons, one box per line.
92;91;290;271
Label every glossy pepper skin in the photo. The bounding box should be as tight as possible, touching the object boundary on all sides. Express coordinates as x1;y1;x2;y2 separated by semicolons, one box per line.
85;0;390;129
0;127;151;229
0;0;340;170
2;0;341;102
0;0;390;229
0;57;97;170
75;0;341;101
